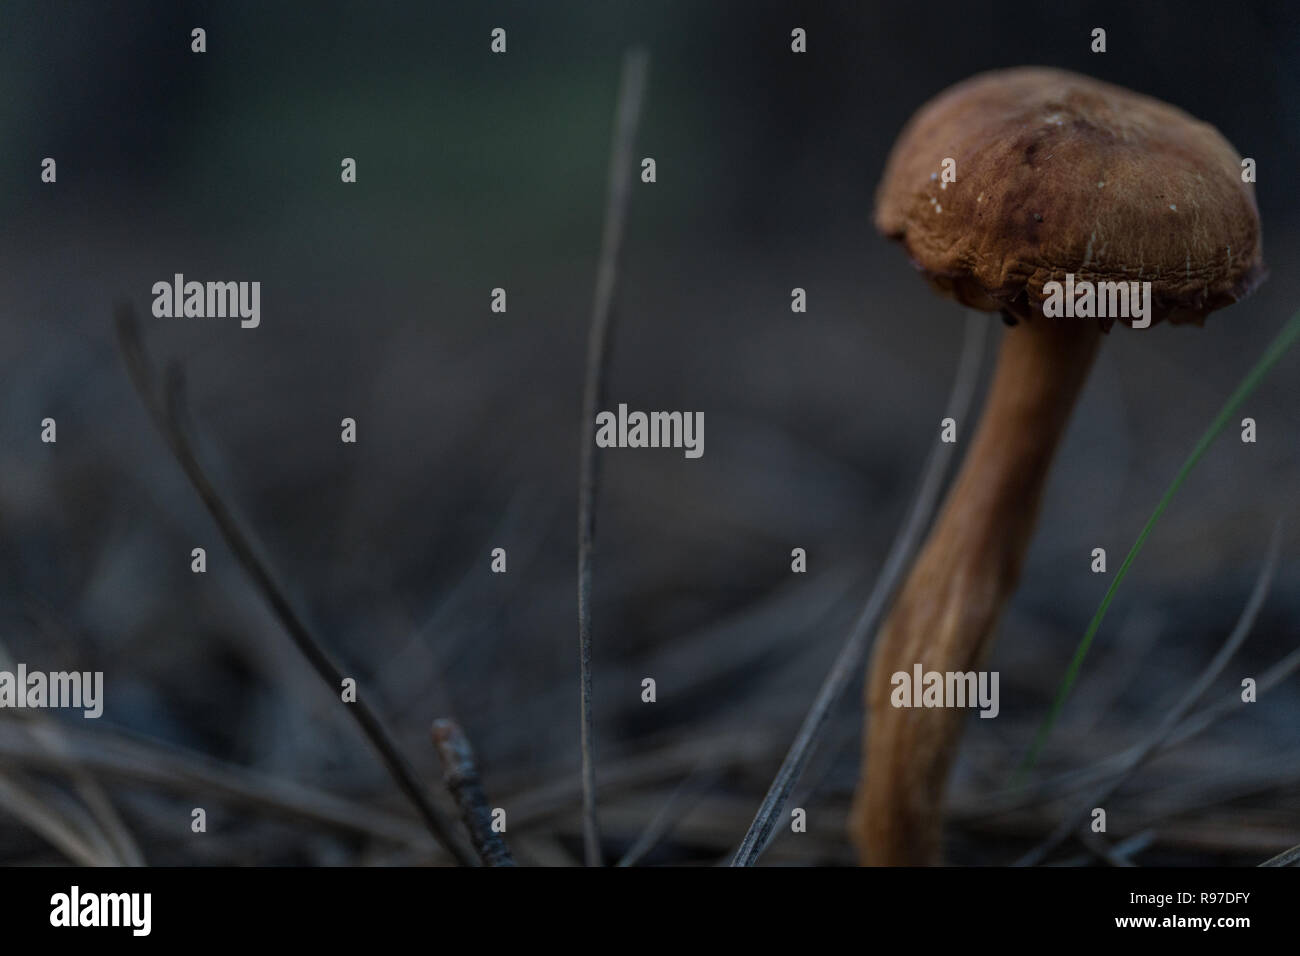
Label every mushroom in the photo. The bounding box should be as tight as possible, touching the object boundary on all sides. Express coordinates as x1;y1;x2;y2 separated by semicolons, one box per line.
850;67;1264;865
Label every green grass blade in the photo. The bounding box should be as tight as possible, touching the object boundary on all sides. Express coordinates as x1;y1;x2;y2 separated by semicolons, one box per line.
1016;307;1300;779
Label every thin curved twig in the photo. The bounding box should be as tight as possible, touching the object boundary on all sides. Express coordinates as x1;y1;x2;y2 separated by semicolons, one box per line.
432;719;515;866
576;47;650;866
114;304;475;866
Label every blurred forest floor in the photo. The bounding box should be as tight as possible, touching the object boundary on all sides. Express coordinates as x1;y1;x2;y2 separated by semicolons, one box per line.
2;1;1300;866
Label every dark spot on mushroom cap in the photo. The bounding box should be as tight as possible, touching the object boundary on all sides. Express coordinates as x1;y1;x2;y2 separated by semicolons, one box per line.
874;66;1265;328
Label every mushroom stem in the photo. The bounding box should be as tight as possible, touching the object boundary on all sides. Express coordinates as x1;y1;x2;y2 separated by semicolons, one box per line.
851;314;1101;865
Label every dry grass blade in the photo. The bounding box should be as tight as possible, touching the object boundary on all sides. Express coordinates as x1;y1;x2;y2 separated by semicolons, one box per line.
1052;830;1156;867
576;47;650;867
22;722;143;866
113;303;476;866
0;639;143;866
616;765;720;867
1164;644;1300;749
0;773;109;866
0;723;440;851
731;310;990;866
1260;843;1300;867
504;730;771;829
1014;518;1284;866
431;718;515;866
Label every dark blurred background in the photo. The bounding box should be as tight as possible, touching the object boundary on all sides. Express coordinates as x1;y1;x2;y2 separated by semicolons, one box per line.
2;0;1298;865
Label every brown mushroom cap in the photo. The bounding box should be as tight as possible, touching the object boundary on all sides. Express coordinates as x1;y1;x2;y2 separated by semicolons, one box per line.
875;66;1265;326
